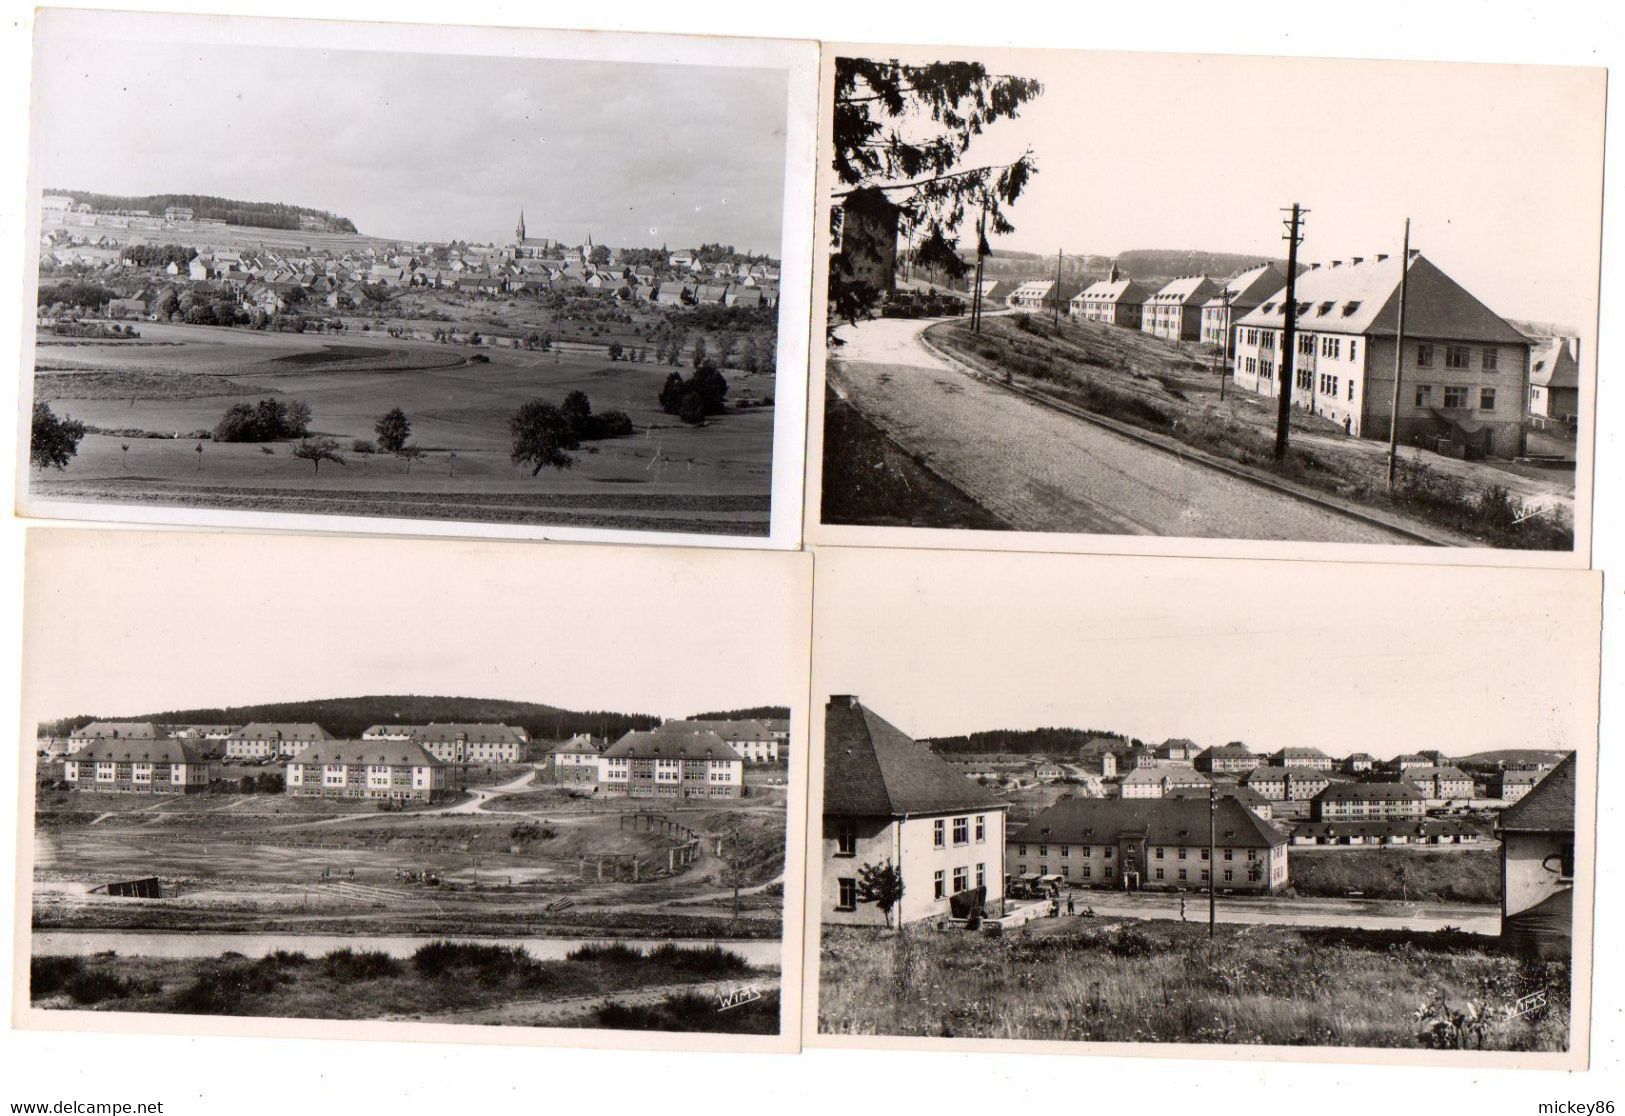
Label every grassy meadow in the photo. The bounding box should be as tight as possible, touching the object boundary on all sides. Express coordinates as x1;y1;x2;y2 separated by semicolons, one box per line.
819;921;1568;1050
1288;848;1501;904
31;940;776;1033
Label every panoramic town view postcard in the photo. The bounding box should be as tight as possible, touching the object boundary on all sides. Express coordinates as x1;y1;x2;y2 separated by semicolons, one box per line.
807;47;1603;563
20;10;816;546
805;547;1600;1066
16;530;810;1050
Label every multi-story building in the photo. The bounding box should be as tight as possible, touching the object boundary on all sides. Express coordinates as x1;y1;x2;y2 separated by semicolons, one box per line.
1341;752;1377;774
1009;797;1289;893
1199;262;1286;354
1405;765;1476;803
1241;765;1331;802
1230;252;1531;457
1388;752;1432;774
1498;754;1575;959
548;734;602;785
409;723;526;764
1310;781;1426;821
360;724;415;741
1156;738;1197;763
64;738;212;794
224;722;333;759
285;740;447;802
1526;336;1580;427
822;696;1008;926
1119;765;1208;799
1069;269;1150;329
1166;783;1274;821
1193;742;1259;774
1489;769;1545;802
1142;275;1219;343
1007;279;1059;312
66;721;164;755
658;718;781;763
1270;746;1334;771
598;729;743;799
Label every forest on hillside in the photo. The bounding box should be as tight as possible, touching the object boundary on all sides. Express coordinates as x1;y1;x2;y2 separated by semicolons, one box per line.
50;190;358;234
37;695;659;742
925;727;1134;756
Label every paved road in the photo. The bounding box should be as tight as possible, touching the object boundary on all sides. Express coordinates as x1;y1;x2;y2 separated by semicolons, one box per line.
829;316;1413;542
1032;890;1499;935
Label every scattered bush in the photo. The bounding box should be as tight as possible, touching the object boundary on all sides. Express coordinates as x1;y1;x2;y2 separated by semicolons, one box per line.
351;439;376;454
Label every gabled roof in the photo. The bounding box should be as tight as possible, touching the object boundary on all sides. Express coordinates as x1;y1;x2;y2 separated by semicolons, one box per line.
1208;262;1287;308
1405;765;1473;781
661;719;775;743
1234;253;1527;344
291;740;442;767
1528;337;1580;389
1273;746;1330;760
1498;753;1576;833
228;723;333;742
1243;765;1330;784
1314;781;1423;803
71;721;162;740
1015;796;1288;848
410;723;524;745
1167;783;1269;809
1074;278;1151;305
1149;275;1217;303
1121;765;1207;785
604;729;739;763
823;697;1005;818
71;738;207;765
552;735;601;756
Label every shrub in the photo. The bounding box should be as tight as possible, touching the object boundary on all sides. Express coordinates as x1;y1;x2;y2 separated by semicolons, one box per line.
645;943;751;977
352;439;377;454
30;955;85;998
321;949;402;982
213;397;312;443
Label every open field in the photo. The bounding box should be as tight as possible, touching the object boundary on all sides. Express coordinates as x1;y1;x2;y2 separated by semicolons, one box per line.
32;779;787;939
927;315;1573;549
818;921;1567;1050
31;939;778;1033
30;320;775;534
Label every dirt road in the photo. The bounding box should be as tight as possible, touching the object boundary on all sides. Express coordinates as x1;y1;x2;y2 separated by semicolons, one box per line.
1033;890;1499;934
828;316;1415;542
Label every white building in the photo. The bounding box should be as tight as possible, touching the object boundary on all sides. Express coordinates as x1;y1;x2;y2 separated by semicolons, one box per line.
285;740;448;802
64;738;212;794
224;722;333;759
822;696;1008;926
598;730;743;799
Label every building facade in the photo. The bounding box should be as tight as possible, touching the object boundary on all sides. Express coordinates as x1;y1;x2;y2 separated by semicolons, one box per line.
823;696;1008;927
1310;781;1426;821
1526;336;1580;426
660;718;781;763
1194;743;1259;774
1242;766;1331;802
285;740;447;802
548;734;602;785
64;738;211;793
1405;765;1476;803
1009;797;1289;893
1199;262;1286;354
1271;746;1334;770
66;721;164;755
409;723;526;764
1231;253;1531;457
1070;272;1149;328
1142;275;1218;343
224;722;333;759
1498;756;1575;959
598;730;743;799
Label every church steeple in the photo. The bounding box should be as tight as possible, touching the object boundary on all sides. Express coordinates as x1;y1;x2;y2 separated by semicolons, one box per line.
515;210;527;243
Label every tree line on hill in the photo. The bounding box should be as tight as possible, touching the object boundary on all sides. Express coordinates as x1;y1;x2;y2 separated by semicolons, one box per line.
51;191;358;233
687;706;791;721
925;727;1135;756
36;695;663;743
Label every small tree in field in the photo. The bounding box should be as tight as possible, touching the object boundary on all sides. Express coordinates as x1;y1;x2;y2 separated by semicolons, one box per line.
374;407;411;454
292;437;346;474
607;341;623;362
855;860;905;928
509;400;580;474
30;401;85;470
396;444;427;474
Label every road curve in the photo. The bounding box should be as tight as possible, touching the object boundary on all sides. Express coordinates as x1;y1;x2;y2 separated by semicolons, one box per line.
828;315;1415;543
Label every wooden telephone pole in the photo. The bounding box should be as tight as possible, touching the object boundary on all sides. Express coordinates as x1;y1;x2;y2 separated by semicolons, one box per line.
1385;219;1413;488
971;199;988;335
1053;247;1063;329
1273;203;1308;461
1208;780;1218;938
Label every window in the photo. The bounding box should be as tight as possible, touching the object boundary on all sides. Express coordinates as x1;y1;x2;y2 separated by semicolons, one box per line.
933;870;945;901
1038;863;1048;876
1224;870;1234;882
976;863;985;890
933;819;945;848
1350;340;1359;362
1482;348;1499;372
837;878;857;911
1018;844;1027;857
834;819;857;857
1480;387;1497;411
1348;379;1355;401
952;816;969;845
1060;845;1070;859
1445;346;1471;369
953;866;969;893
1105;847;1114;859
1178;869;1187;882
1417;344;1433;367
1106;866;1115;879
1017;864;1026;875
1178;847;1187;860
1443;386;1469;408
1038;844;1048;857
1154;868;1164;880
1415;384;1432;407
1082;865;1091;879
975;815;985;843
1155;846;1164;859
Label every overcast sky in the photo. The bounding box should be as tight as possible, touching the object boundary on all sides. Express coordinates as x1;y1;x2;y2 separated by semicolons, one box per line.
813;549;1600;759
33;38;790;253
23;533;809;725
859;49;1603;329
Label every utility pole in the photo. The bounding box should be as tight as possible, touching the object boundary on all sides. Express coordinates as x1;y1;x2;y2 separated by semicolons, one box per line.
1208;780;1217;938
1053;247;1063;329
1274;203;1307;461
1385;218;1412;488
1215;284;1233;402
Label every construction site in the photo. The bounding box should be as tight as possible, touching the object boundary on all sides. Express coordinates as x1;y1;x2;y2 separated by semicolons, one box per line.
31;764;790;942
